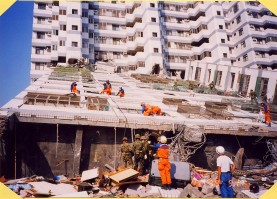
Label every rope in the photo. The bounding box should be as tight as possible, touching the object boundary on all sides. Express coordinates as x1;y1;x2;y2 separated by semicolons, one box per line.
234;135;248;159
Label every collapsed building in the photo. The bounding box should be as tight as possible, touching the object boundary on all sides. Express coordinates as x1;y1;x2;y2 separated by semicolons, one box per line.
0;64;276;181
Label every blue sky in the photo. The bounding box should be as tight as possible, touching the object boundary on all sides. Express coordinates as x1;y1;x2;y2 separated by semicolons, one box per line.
0;1;34;106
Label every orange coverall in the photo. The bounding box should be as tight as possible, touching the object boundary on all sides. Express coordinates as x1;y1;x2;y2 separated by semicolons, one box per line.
72;85;80;94
101;83;112;95
262;104;271;126
151;106;162;115
157;144;172;185
143;104;152;116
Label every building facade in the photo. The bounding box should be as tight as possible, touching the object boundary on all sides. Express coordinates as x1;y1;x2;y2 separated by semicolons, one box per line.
31;1;277;103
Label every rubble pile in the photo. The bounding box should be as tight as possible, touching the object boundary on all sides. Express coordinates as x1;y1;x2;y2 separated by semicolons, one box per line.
1;162;277;198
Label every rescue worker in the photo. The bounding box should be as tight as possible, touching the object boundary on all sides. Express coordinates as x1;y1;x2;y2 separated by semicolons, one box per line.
151;105;162;116
209;81;215;90
261;100;271;127
132;134;144;174
116;87;125;97
249;89;258;105
141;103;152;116
157;136;172;190
71;81;80;94
141;136;150;174
216;146;235;198
101;80;112;95
120;137;133;168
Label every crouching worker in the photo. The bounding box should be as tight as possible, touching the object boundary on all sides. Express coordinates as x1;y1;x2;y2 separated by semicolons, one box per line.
151;106;162;116
157;136;172;190
71;81;80;94
141;102;152;116
117;87;125;97
216;146;235;198
101;80;112;95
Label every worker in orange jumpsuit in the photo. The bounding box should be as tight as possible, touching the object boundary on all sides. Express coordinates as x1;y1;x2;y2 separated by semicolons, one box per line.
151;106;162;115
261;101;271;127
71;81;80;94
157;136;172;190
141;103;152;116
101;80;112;95
116;87;125;97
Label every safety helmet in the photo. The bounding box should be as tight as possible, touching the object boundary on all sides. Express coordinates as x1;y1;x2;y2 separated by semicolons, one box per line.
216;146;225;154
122;137;128;141
160;136;167;143
140;136;146;140
135;134;141;139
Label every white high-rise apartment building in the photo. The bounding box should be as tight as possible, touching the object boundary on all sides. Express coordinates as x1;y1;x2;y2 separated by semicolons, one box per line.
31;1;277;103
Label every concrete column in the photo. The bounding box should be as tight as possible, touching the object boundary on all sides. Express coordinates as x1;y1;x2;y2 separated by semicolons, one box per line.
247;73;258;95
191;65;197;81
184;63;190;80
199;63;207;84
267;78;277;102
221;70;228;91
73;126;83;176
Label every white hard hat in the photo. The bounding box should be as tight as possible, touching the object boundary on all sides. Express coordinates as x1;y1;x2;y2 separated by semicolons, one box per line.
216;146;225;154
160;136;167;143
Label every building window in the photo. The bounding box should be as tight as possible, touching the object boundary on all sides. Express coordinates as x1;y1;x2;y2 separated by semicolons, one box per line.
53;29;58;35
151;17;156;22
82;11;88;18
241;41;246;48
223;53;227;58
37;32;45;39
72;42;78;47
37;17;45;24
38;3;46;10
233;4;238;13
59;9;66;15
154;48;159;53
239;28;244;36
82;25;88;32
221;39;225;43
89;31;94;38
52;45;57;51
217;11;221;15
243;54;248;62
236;16;241;24
60;24;66;31
150;3;155;8
89;17;94;24
72;25;78;30
59;40;66;46
72;9;78;14
152;32;157;37
35;47;44;54
112;24;119;31
219;25;223;29
52;15;58;20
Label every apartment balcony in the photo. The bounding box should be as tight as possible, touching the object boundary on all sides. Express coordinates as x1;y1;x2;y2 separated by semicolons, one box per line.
166;62;190;70
163;21;190;30
166;35;191;43
82;48;89;55
126;37;145;51
94;43;127;52
255;55;277;64
51;51;58;60
93;15;126;25
82;17;88;24
94;2;126;10
33;22;52;32
32;38;51;47
166;48;191;56
33;8;52;18
31;53;51;62
82;32;89;39
126;23;144;35
95;29;127;38
125;7;144;23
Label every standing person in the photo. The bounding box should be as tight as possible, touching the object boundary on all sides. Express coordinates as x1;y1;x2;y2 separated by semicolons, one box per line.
216;146;236;198
120;137;133;168
116;87;125;97
157;136;172;190
249;89;258;105
261;100;271;127
132;134;144;174
141;136;150;174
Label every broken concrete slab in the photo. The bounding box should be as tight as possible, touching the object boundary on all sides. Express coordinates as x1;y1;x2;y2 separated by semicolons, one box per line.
52;191;89;197
109;168;139;184
28;181;77;196
201;183;214;195
81;167;99;182
125;184;146;195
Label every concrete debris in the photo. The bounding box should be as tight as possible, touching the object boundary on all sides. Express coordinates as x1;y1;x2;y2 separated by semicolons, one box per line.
51;191;89;197
109;168;139;184
81;167;99;182
125;184;146;195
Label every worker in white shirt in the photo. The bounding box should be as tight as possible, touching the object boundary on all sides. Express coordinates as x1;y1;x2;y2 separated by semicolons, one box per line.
216;146;236;198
